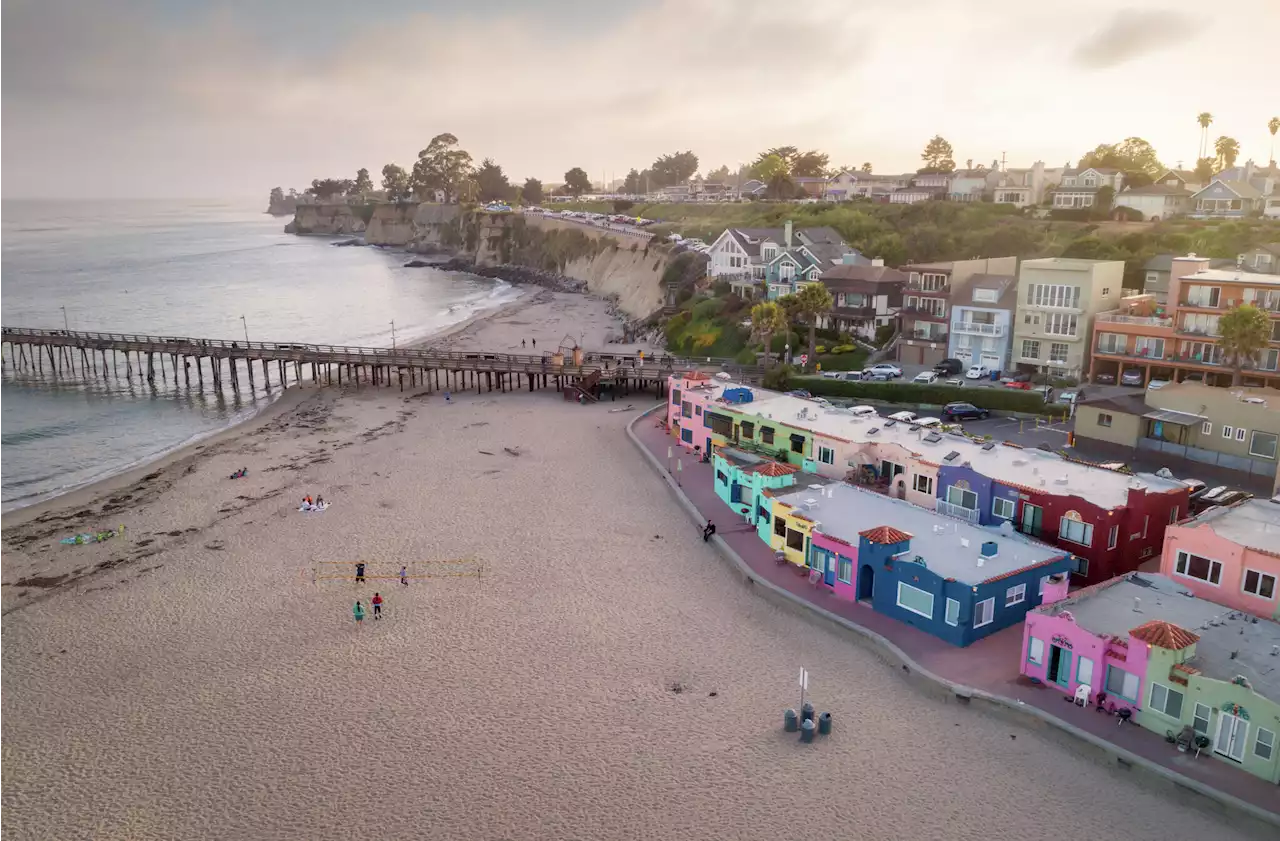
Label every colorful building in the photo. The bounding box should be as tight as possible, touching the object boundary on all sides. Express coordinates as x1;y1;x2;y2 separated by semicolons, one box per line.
767;483;1072;646
665;376;1190;585
1161;499;1280;621
1023;573;1280;784
712;446;825;529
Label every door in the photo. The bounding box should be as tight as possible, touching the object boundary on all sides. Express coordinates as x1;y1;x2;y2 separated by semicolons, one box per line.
1048;645;1072;688
823;553;836;586
1020;503;1043;538
705;437;712;458
1214;712;1249;762
730;483;742;504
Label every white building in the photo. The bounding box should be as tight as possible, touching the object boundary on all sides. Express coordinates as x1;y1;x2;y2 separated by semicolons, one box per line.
1112;184;1191;221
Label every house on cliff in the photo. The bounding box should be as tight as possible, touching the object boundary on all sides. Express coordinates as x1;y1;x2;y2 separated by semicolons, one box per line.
707;221;864;298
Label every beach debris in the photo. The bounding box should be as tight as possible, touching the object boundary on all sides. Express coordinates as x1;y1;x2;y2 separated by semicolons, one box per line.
478;450;495;456
503;447;522;457
608;404;636;413
667;682;686;694
204;541;226;551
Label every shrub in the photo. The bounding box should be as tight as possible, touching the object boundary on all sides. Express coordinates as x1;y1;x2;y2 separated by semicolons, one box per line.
794;378;1052;414
873;324;894;347
734;347;758;364
691;297;724;319
762;364;794;390
815;345;827;354
831;344;855;354
815;350;867;371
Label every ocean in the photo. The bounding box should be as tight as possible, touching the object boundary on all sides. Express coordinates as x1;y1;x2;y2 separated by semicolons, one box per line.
0;199;522;511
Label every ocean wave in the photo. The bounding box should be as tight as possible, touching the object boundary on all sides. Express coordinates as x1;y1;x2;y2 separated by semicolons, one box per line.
1;420;81;446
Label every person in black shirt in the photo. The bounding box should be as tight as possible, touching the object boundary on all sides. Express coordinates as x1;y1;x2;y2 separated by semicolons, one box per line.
355;562;365;583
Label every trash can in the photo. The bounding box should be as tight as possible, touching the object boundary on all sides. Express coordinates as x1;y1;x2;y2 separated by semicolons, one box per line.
990;370;999;382
818;712;832;735
800;718;816;743
784;708;799;732
801;702;815;723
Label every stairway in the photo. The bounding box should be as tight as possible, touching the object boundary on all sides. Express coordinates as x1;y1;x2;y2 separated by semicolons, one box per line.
563;369;601;403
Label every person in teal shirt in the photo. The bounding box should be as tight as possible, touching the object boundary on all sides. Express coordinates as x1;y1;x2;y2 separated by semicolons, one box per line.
353;600;366;627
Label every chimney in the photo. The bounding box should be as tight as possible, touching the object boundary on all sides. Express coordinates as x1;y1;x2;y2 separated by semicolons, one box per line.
872;257;884;267
966;159;973;170
980;540;998;559
784;220;793;249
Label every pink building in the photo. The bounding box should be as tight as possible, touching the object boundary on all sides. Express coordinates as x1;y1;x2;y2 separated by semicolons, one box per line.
1160;499;1280;621
809;530;859;601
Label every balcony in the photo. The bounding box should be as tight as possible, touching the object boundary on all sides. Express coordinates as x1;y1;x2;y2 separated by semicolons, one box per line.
832;305;875;318
907;278;950;293
903;306;949;322
1096;312;1173;328
906;329;948;343
1095;346;1165;361
953;322;1006;337
1175;325;1220;338
936;500;980;523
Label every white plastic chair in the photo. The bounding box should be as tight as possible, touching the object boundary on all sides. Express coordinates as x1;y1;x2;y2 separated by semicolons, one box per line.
1074;684;1091;707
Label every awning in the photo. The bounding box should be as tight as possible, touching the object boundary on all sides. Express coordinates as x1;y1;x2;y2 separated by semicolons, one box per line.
1143;408;1207;426
789;433;806;443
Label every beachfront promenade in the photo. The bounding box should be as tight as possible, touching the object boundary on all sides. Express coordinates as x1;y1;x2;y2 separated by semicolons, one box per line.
1;327;760;398
628;407;1280;825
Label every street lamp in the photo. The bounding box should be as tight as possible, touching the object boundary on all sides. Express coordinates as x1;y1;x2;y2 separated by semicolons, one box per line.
390;320;397;350
60;306;69;332
240;315;250;345
785;343;791;365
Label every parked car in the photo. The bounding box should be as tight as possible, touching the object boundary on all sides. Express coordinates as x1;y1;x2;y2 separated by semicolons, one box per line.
866;363;902;378
1004;378;1034;390
914;417;942;428
944;377;965;387
1120;368;1144;386
1055;387;1085;405
1148;379;1170;390
942;402;989;421
860;369;893;381
912;371;939;384
887;411;918;423
839;371;863;381
1191;486;1253;513
1183;478;1208;501
849;405;877;417
933;358;964;376
964;365;989;380
785;389;812;399
1093;372;1116;385
1000;371;1031;385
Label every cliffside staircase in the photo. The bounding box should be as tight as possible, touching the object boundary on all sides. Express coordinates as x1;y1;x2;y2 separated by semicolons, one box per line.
563;369;601;403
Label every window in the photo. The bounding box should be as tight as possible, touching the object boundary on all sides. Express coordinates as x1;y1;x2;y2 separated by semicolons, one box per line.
681;401;692;419
695;406;702;415
740;421;755;439
896;581;934;619
1148;682;1184;719
1038;575;1049;595
1142;515;1149;539
1021;340;1040;360
1105;666;1140;701
818;446;834;465
1193;702;1212;735
786;529;804;552
716;470;728;484
1049;343;1069;364
913;474;934;495
1235;427;1246;442
1108;524;1119;550
1076;657;1094;689
1202;421;1212;435
1027;637;1045;665
945;598;960;626
993;497;1015;520
1044;312;1078;337
773;515;787;538
671;388;682;406
1255;728;1276;761
1074;557;1090;577
1249;431;1277;459
1028;284;1082;309
1005;583;1027;607
1059;517;1094;547
1169;506;1179;524
973;597;994;628
1096;332;1125;354
838;556;852;584
1097;413;1113;428
706;412;732;437
1222;425;1235;439
946;486;978;511
1243;569;1277;600
1175;549;1222;585
761;426;774;445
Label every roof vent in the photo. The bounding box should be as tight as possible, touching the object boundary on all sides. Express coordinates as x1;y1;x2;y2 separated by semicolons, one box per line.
980;540;998;558
1054;476;1069;485
982;442;996;451
883;420;897;428
923;432;943;444
867;427;879;436
944;451;961;462
1133;597;1141;613
1012;458;1027;466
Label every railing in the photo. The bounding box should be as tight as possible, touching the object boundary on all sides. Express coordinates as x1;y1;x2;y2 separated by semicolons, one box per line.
906;330;948;343
902;306;948;321
1095;347;1165;361
1176;326;1220;337
1096;313;1173;327
936;500;980;523
953;322;1005;337
906;280;950;293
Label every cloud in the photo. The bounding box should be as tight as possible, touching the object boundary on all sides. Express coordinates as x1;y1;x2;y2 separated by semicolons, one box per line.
1071;8;1196;69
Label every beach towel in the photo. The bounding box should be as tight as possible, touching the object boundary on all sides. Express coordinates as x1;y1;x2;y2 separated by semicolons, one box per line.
298;502;330;512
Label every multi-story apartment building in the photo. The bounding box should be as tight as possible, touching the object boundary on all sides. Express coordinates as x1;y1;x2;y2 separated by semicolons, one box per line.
1012;258;1124;379
817;259;905;340
948;272;1018;373
898;257;1017;366
1089;255;1280;389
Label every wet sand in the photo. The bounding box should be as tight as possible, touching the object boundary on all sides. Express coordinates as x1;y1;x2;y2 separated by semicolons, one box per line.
1;381;1268;840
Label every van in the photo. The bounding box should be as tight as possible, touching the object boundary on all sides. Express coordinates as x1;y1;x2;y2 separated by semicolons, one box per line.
887;411;918;423
850;405;877;417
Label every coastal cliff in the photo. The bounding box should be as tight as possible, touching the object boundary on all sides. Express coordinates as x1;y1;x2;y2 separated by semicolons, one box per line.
285;203;369;236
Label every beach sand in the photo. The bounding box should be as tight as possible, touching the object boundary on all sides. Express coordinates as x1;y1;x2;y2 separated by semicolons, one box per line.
0;292;1267;840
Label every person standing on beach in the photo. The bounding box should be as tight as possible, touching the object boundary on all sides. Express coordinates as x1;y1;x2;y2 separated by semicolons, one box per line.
522;339;526;348
531;338;536;349
353;600;366;627
371;592;383;620
399;566;409;586
355;562;366;584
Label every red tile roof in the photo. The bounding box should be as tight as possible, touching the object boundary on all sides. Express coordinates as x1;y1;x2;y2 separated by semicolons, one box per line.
859;526;913;544
1130;620;1200;650
1169;662;1201;685
753;461;800;477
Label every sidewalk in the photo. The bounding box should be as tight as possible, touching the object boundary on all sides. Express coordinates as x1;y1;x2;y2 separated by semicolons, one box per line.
629;409;1280;824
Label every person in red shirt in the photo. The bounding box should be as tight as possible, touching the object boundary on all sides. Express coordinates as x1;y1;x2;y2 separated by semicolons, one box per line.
371;592;383;620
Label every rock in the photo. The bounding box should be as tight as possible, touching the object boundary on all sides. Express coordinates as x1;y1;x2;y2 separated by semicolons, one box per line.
283;220;297;234
332;238;364;247
403;259;435;268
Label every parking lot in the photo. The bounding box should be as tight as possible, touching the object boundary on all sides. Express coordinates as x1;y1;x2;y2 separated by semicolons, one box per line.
890;361;1140;404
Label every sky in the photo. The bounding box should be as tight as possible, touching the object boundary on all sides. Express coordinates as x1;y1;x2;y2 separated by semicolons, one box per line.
3;0;1278;199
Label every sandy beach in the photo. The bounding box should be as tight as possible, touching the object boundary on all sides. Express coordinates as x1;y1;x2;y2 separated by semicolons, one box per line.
0;293;1268;841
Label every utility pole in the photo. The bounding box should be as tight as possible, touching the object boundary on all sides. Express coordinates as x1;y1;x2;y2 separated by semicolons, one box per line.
240;315;250;344
60;306;69;332
391;320;397;350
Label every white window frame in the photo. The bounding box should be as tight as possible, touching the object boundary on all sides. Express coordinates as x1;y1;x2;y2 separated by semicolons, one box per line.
1005;583;1027;607
946;485;978;511
913;474;933;495
1027;636;1045;665
1174;549;1223;586
1193;702;1212;735
1235;427;1246;442
1148;682;1185;720
1059;517;1094;547
1223;425;1235;439
973;597;994;628
1249;431;1277;459
992;497;1015;520
1255;727;1276;761
1108;524;1119;550
1242;568;1277;600
944;598;960;626
896;581;935;619
1169;506;1179;524
1202;421;1212;435
818;446;835;465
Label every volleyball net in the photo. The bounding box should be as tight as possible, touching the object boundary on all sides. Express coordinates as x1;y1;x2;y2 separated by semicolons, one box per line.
309;558;484;583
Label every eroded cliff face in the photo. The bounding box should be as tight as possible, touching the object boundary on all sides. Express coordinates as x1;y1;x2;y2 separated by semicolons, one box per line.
285;203;366;235
362;202;461;249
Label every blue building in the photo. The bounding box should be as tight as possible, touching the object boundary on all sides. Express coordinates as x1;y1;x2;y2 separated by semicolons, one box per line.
769;484;1073;646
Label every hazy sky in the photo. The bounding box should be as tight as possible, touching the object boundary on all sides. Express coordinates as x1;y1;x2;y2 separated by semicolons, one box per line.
3;0;1278;199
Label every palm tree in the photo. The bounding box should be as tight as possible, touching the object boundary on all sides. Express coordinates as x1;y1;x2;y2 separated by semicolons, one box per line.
795;282;834;370
750;301;787;370
1218;304;1270;386
1268;117;1279;165
1215;136;1241;171
1197;112;1213;159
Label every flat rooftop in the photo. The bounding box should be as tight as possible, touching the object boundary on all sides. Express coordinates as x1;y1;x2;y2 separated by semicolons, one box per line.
700;383;1187;509
1021;257;1124;271
1188;499;1280;555
772;483;1064;585
1183;268;1280;287
1039;573;1280;698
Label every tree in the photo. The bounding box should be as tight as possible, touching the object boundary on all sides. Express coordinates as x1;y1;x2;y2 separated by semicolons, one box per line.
411;133;474;203
1193;157;1216;184
1218;305;1270;385
919;135;955;173
474;158;511;202
753;153;793;199
381;164;410;201
791;150;830;178
269;187;284;206
794;282;834;370
860;162;873;173
622;169;642;195
1214;136;1241;170
522;178;543;206
706;164;732;183
350;168;373;196
306;178;353;199
750;301;788;369
564;167;592;198
1269;117;1279;164
1095;185;1116;218
1197;112;1213;159
1078;138;1162;184
649;151;699;187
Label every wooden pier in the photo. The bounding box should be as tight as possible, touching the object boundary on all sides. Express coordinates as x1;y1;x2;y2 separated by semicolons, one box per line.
0;327;759;400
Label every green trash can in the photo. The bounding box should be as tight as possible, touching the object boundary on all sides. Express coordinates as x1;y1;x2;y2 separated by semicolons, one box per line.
784;708;798;732
800;718;816;743
818;712;832;735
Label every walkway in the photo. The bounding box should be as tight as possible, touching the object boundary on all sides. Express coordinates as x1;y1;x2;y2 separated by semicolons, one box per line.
630;410;1280;823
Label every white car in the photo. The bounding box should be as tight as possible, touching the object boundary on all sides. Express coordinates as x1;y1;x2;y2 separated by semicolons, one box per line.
867;363;902;378
913;371;938;384
1148;379;1170;390
914;417;943;428
965;365;989;380
944;377;965;387
887;411;918;423
849;405;877;417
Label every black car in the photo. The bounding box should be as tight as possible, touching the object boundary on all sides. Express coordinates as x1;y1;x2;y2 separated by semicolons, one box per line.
1190;486;1253;514
942;402;989;421
933;358;964;376
1093;372;1116;385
